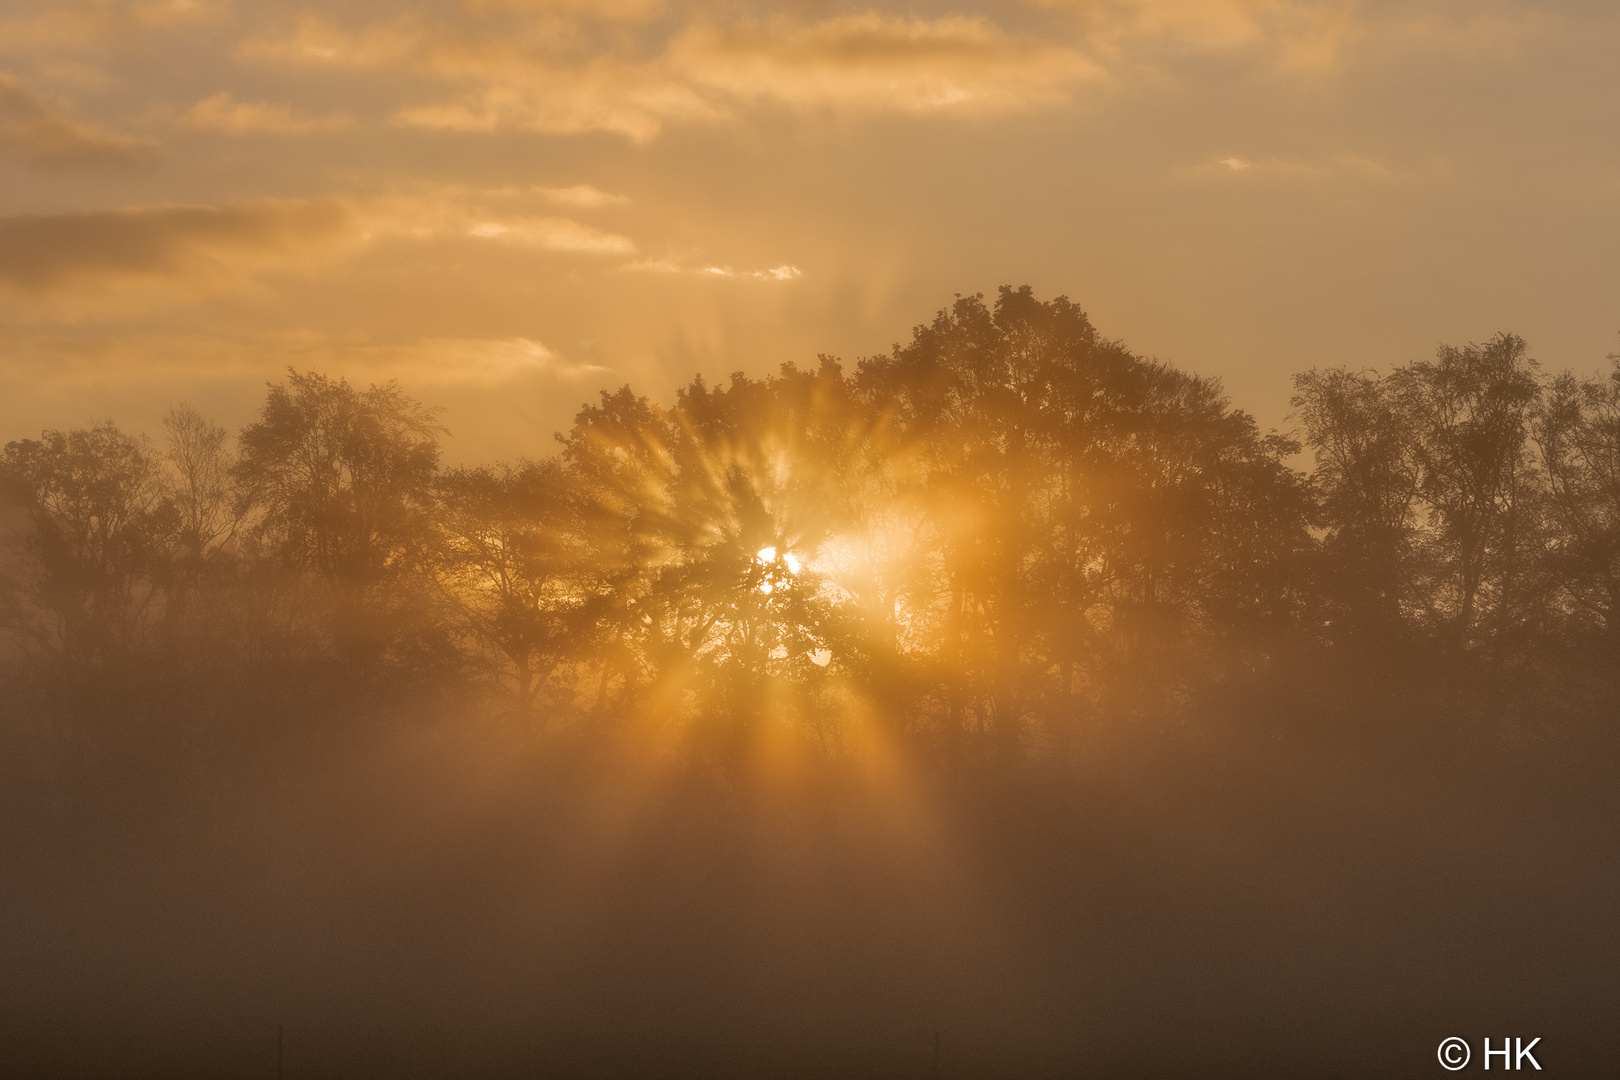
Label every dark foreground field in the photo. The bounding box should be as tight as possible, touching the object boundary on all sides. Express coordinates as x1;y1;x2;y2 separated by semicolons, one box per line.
3;694;1615;1080
5;291;1620;1076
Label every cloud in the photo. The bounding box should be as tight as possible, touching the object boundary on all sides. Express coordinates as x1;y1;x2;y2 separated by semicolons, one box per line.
0;0;226;50
0;192;646;297
0;329;607;392
1036;0;1362;72
353;190;639;253
624;257;801;280
251;11;1099;142
537;184;628;208
1048;0;1563;76
390;62;714;143
181;91;352;134
459;0;665;21
0;72;145;166
668;13;1101;114
466;216;634;254
0;199;355;291
622;257;684;274
1182;152;1444;184
698;264;802;281
381;336;610;384
247;334;607;386
236;13;422;69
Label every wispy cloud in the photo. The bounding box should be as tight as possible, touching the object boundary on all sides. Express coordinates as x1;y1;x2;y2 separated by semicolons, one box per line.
1049;0;1563;76
234;3;1557;144
537;184;629;208
236;14;422;69
1039;0;1362;73
246;10;1100;143
0;329;608;390
698;264;803;281
380;336;611;385
625;257;801;281
389;62;714;143
0;72;145;166
181;91;352;135
0;199;353;291
0;0;226;51
0;191;643;298
668;13;1101;114
1184;152;1440;183
467;216;634;254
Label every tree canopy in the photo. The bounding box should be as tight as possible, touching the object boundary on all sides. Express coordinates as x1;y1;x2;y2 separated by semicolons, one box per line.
4;286;1618;762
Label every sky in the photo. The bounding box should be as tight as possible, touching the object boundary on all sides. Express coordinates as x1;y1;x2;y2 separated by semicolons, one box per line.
0;0;1616;462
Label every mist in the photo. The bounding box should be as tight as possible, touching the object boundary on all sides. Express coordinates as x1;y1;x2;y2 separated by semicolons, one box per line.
3;287;1618;1078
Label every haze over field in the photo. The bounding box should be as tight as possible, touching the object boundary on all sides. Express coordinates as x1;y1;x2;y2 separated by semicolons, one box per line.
4;284;1620;1076
4;4;1620;1078
1;0;1618;457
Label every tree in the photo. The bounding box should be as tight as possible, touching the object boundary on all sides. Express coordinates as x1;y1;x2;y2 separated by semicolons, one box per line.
237;370;442;581
857;286;1312;758
1390;334;1542;651
163;403;237;559
436;460;587;712
0;423;177;671
235;370;445;670
1292;367;1420;639
552;372;862;758
1536;355;1620;641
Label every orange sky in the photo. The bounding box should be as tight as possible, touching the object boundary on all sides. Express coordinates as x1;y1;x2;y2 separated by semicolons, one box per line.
2;0;1617;461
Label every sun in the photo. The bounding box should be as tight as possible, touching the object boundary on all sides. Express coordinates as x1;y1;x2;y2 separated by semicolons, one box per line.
754;546;803;593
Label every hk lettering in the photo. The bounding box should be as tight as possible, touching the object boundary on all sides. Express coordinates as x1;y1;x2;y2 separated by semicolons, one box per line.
1483;1038;1541;1070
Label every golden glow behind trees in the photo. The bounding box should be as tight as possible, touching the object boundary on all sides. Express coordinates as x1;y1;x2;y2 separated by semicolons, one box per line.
4;288;1620;762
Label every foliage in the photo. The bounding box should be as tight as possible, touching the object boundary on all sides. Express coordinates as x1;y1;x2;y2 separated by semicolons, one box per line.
4;292;1620;762
0;423;176;671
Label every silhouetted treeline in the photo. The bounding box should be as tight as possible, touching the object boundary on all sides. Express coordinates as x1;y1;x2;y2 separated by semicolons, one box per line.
6;287;1620;1080
4;287;1620;763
